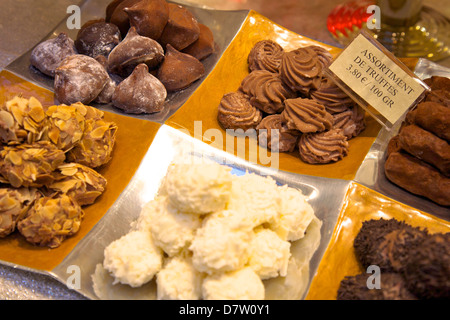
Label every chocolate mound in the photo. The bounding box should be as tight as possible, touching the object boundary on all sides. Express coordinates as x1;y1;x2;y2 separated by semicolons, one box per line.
159;3;200;51
112;63;167;114
239;70;296;114
75;21;121;58
107;26;164;77
30;32;77;77
256;114;300;152
298;128;349;164
109;0;141;36
124;0;169;40
182;23;215;61
337;273;417;300
281;98;333;133
279;46;323;95
54;54;109;105
404;232;450;299
248;40;284;73
157;44;205;92
217;91;262;131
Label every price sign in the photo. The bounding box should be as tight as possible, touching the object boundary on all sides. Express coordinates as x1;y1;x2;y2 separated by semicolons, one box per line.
326;31;429;128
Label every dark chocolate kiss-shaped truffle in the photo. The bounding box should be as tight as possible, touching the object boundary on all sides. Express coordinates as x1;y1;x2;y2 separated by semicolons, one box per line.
108;26;164;77
54;55;109;105
182;23;215;61
75;21;121;58
109;0;141;36
157;44;205;92
112;63;167;114
30;32;77;77
124;0;169;40
159;3;200;51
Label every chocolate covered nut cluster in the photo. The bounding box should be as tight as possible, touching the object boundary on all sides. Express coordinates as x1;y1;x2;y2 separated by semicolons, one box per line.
0;96;117;248
217;40;366;164
30;0;216;114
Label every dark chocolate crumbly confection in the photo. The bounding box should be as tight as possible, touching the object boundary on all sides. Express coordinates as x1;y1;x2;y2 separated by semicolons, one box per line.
404;232;450;299
337;273;417;300
353;218;405;269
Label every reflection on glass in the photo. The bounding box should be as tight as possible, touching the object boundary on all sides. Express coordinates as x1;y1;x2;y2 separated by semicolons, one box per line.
327;0;450;62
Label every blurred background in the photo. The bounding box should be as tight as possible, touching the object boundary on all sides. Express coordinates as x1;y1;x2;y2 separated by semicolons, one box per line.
0;0;449;69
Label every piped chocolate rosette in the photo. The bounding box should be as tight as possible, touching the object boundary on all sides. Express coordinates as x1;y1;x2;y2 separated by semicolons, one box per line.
310;76;355;114
256;114;299;152
298;129;349;164
332;105;366;140
239;70;296;114
217;91;262;130
248;40;285;73
279;46;323;96
281;98;333;133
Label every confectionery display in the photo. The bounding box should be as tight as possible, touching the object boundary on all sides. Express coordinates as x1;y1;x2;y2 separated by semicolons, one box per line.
217;40;366;164
337;218;450;300
3;0;450;302
29;0;216;114
92;161;321;300
0;96;117;248
385;76;450;207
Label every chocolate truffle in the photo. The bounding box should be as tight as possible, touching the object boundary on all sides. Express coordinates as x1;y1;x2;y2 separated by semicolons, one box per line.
157;44;204;92
107;26;164;77
54;54;109;105
182;23;215;61
248;40;284;73
124;0;169;40
159;3;200;51
308;45;333;69
404;232;450;299
112;63;167;114
279;46;323;95
239;70;296;114
217;91;262;131
256;114;300;152
30;32;77;77
298;128;349;164
75;21;121;58
337;273;417;300
281;98;334;133
311;76;355;114
109;0;141;36
332;106;366;139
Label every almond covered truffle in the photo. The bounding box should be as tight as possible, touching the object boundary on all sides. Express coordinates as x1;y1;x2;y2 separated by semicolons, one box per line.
157;44;204;92
112;63;167;114
107;26;164;77
30;32;77;77
54;54;110;105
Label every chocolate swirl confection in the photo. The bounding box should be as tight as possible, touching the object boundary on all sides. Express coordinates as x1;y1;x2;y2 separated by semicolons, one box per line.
30;32;77;77
298;128;349;164
311;76;355;114
332;106;366;139
248;40;284;73
279;46;323;95
281;97;333;133
256;114;300;152
308;45;333;69
239;70;296;114
217;91;262;131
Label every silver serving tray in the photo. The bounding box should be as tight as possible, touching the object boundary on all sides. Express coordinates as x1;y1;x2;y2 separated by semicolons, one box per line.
1;0;449;300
